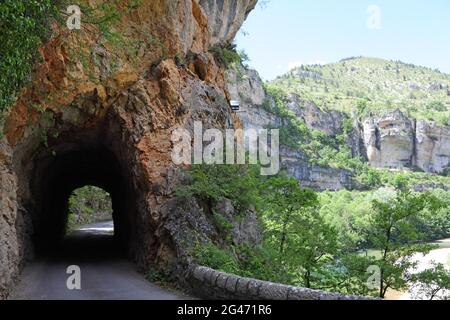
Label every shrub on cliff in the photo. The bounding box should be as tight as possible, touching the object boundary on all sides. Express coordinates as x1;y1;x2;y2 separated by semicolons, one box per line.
176;163;263;213
209;43;249;69
0;0;58;130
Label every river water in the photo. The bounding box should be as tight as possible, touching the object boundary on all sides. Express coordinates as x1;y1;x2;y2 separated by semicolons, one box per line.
398;238;450;300
383;238;450;300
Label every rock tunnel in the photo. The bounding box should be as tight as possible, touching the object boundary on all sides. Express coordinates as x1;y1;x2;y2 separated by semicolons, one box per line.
30;144;131;252
13;119;146;261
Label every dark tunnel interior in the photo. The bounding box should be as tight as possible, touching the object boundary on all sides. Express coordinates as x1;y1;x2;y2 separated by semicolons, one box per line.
29;144;135;257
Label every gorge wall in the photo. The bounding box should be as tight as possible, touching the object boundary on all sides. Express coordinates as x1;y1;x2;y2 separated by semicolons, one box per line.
363;110;450;173
226;68;357;191
1;0;448;301
227;66;450;189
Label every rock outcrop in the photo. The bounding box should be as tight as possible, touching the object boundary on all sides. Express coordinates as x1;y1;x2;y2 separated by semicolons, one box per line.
226;66;357;191
0;143;19;300
280;147;355;191
362;110;415;169
227;65;450;184
362;110;450;173
412;120;450;173
286;94;345;136
199;0;258;45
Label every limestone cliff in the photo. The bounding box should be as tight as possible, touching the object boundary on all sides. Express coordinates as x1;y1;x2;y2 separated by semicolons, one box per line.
226;66;357;191
363;110;450;173
0;0;257;298
227;65;450;190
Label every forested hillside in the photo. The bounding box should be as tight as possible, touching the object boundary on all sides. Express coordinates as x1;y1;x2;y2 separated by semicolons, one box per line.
271;57;450;124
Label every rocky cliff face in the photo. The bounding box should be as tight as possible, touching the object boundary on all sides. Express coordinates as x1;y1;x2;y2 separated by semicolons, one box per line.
415;120;450;173
363;110;450;173
199;0;257;45
362;110;415;169
0;0;258;298
226;67;357;191
227;65;450;190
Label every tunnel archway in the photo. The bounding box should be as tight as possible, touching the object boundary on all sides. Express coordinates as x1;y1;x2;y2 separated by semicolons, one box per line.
27;136;137;255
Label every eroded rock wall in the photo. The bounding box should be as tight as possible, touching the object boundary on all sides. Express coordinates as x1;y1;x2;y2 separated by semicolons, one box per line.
362;110;450;173
227;65;450;183
199;0;258;45
0;143;19;299
226;66;357;191
362;110;415;169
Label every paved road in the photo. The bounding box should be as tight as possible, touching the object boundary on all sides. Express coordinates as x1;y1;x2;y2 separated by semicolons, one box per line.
9;221;188;300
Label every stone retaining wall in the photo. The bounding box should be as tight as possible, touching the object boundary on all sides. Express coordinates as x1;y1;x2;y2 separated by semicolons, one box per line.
185;265;374;300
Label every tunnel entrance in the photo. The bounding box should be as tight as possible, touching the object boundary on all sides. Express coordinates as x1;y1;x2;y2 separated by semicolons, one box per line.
26;134;137;258
9;110;177;288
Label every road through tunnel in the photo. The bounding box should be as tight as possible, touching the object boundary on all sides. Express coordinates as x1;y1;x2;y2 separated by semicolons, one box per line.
31;146;131;253
12;123;149;264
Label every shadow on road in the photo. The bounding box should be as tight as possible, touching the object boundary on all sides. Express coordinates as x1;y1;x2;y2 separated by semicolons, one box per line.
9;221;188;300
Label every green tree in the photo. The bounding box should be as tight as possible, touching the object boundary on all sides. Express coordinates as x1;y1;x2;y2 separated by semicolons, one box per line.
261;174;339;288
176;163;262;212
368;190;443;298
289;209;339;288
262;175;318;254
410;263;450;300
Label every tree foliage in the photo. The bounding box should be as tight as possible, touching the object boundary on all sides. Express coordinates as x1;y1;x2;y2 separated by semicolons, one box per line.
184;163;450;298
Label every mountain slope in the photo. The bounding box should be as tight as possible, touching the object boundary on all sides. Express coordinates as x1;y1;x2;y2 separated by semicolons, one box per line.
270;57;450;124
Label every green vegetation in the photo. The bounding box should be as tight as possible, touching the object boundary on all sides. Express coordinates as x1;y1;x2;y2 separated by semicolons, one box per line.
320;188;450;251
362;191;444;298
210;43;250;69
181;164;450;298
270;57;450;124
176;163;262;212
194;242;241;274
410;263;450;300
264;84;368;175
146;267;171;285
263;80;450;190
67;185;113;233
0;0;58;133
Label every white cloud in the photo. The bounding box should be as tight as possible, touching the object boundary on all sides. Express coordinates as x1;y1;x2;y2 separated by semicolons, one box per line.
367;5;382;30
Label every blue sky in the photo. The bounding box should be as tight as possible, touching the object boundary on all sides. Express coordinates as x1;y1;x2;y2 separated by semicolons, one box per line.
235;0;450;80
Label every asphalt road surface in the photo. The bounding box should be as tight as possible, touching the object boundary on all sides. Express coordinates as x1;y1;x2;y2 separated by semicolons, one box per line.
9;221;188;300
